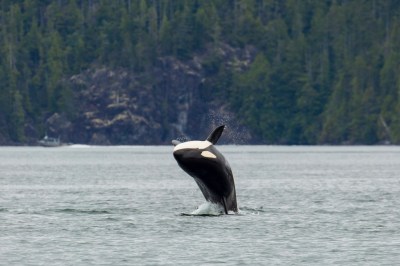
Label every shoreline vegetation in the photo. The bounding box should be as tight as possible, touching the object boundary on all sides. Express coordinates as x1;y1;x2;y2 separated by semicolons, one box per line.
1;1;400;145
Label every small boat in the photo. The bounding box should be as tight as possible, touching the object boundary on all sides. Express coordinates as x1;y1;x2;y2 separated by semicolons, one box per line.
38;135;61;147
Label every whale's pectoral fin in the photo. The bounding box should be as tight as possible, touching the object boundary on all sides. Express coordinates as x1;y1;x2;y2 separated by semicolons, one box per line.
206;125;225;144
172;140;181;146
222;197;228;214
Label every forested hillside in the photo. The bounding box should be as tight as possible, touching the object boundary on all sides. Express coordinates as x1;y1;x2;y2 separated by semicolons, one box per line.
1;0;400;144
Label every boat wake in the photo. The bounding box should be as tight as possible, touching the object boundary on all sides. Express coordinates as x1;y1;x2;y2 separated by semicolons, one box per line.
68;144;92;148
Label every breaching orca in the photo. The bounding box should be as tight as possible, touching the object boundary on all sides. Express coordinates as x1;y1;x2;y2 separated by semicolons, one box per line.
172;125;238;214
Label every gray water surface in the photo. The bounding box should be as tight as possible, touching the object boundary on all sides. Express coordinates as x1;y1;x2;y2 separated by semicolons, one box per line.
1;146;399;265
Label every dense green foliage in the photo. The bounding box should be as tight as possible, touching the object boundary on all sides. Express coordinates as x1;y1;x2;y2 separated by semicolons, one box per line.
1;0;400;144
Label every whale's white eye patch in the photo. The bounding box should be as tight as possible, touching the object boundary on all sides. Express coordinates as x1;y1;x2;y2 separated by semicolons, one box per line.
201;151;217;159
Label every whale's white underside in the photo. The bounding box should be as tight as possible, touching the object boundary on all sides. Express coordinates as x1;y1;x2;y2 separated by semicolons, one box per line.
173;141;212;152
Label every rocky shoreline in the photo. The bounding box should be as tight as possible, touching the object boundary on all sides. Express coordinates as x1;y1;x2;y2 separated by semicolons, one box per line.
4;44;256;146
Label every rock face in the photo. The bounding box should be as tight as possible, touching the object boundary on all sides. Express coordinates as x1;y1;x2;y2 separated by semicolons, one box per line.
67;67;163;144
45;44;256;145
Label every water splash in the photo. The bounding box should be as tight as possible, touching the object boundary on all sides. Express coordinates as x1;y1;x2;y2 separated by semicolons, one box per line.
175;136;190;143
179;202;225;216
207;108;252;144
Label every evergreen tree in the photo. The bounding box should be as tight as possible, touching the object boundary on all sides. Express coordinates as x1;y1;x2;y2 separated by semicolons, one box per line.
46;30;64;111
0;0;400;144
10;90;25;142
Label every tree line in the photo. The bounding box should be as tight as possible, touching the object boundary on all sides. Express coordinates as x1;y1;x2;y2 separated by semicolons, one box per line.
1;0;400;144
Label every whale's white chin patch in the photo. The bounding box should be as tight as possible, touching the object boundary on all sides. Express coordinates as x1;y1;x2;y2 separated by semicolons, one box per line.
201;151;217;159
173;141;212;151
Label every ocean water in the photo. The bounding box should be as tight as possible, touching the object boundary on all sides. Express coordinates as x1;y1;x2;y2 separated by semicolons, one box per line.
1;145;399;265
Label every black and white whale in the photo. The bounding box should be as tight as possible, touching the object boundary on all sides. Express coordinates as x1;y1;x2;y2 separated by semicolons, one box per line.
172;125;238;214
